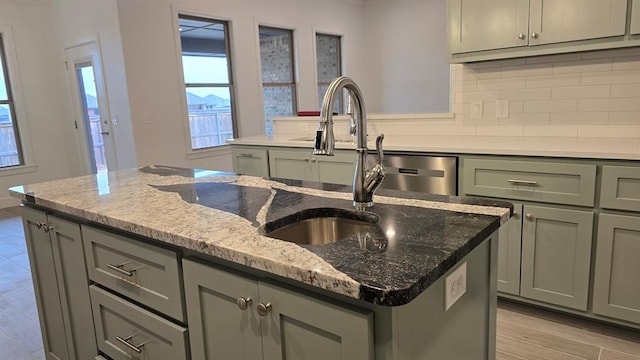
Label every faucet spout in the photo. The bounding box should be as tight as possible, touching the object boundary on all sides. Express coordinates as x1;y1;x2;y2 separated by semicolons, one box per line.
314;76;386;210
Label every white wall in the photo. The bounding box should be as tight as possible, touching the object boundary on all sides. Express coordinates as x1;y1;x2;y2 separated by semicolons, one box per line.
361;0;450;114
116;0;365;170
0;1;76;207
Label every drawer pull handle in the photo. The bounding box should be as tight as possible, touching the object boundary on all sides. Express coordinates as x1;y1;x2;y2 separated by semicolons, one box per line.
507;179;538;186
237;297;252;310
116;335;146;353
107;263;136;277
257;302;272;316
238;153;255;158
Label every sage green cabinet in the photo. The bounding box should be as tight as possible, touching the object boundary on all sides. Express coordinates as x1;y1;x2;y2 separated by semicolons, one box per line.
592;214;640;325
269;148;355;185
449;0;629;60
231;147;270;177
183;259;373;360
21;206;97;360
497;203;522;296
520;205;594;311
632;0;640;35
600;165;640;212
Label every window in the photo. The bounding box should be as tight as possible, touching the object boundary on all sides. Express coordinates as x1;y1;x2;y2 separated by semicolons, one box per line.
178;15;236;150
259;26;296;135
316;33;342;113
0;34;23;168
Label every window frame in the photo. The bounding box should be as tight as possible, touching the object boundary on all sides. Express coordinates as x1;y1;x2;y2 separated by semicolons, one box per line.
0;26;33;173
258;25;298;135
315;32;343;112
174;11;238;153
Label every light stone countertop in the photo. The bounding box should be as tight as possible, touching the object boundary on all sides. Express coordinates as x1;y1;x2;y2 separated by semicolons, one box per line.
228;134;640;160
9;166;511;306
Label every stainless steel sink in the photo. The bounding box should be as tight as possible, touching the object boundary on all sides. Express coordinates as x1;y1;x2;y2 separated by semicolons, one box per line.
261;208;379;245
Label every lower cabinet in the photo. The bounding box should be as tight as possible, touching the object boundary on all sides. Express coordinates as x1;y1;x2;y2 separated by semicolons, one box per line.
592;213;640;324
520;205;594;311
90;285;189;360
268;148;355;185
231;147;270;177
497;203;522;295
21;206;97;360
182;259;373;360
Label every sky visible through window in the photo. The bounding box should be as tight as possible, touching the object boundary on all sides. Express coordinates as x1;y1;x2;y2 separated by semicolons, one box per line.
182;55;230;99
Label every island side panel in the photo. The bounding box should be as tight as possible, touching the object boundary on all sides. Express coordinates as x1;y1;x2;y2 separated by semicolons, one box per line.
392;231;497;360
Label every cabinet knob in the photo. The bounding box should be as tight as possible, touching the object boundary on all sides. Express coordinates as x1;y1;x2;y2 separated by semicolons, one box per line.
525;213;533;220
311;158;317;163
43;225;53;233
236;297;252;310
531;32;538;39
304;158;310;162
36;222;45;229
517;33;525;40
257;302;272;316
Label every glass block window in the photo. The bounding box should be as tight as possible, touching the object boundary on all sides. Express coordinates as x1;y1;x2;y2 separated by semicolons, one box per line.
316;33;342;113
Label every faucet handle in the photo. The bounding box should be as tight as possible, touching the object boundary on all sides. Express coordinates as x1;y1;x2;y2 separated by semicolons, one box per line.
375;134;385;165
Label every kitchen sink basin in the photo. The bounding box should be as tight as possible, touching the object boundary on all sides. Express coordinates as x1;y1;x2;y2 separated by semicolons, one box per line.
261;208;379;245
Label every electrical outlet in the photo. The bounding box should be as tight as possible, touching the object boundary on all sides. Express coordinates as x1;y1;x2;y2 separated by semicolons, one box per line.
470;101;483;119
445;262;467;311
496;100;509;119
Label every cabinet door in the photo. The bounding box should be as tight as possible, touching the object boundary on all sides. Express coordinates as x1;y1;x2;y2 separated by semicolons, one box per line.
497;203;522;295
48;215;97;360
22;207;70;360
183;259;262;360
448;0;530;54
232;147;270;177
269;149;315;181
528;0;627;46
520;205;593;310
633;0;640;35
593;214;640;324
316;150;355;185
260;282;373;360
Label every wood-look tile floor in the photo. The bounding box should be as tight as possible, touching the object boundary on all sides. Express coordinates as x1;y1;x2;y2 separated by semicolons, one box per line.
0;206;638;360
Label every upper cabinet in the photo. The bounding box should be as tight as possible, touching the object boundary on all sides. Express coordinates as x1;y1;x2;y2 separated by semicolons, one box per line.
449;0;635;62
632;0;640;35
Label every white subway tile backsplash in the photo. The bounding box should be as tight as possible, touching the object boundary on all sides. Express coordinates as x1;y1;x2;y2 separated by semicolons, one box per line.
612;56;640;71
525;53;582;64
461;67;502;80
524;100;577;113
476;125;523;137
578;125;640;138
475;58;526;69
524;125;577;137
550;112;608;125
609;112;640;124
501;63;552;78
526;73;581;88
581;70;640;85
578;98;640;112
451;80;478;93
477;78;525;90
553;58;613;74
611;84;640;98
454;91;500;104
551;85;610;100
509;101;524;114
500;88;552;101
509;112;550;124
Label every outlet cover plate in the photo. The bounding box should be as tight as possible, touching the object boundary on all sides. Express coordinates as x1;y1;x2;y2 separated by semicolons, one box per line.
496;100;509;119
445;262;467;311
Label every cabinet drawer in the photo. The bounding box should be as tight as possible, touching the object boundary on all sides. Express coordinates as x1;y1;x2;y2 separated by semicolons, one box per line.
600;166;640;212
82;225;185;321
462;158;596;206
232;147;269;177
90;286;188;360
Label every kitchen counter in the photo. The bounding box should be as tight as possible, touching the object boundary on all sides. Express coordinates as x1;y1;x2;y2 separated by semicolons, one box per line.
229;134;640;160
9;165;510;306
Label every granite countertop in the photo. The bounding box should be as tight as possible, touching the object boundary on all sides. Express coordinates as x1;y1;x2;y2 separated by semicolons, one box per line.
229;134;640;160
9;165;511;306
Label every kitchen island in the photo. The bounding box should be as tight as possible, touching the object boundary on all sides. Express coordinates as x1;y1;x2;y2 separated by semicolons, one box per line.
10;165;511;360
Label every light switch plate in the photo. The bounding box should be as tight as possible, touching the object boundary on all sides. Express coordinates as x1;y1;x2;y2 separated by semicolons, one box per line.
470;101;483;119
445;262;467;311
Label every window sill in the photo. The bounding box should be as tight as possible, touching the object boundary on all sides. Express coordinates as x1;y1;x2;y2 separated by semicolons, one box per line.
0;164;37;177
185;145;231;160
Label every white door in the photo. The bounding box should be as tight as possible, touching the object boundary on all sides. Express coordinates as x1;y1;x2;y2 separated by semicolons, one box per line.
65;42;117;174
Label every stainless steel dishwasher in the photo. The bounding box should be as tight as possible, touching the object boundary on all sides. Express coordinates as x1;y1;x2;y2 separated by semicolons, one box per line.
370;153;458;196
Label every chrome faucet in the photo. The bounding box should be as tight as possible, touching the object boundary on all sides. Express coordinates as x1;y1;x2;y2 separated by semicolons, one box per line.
313;76;386;210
